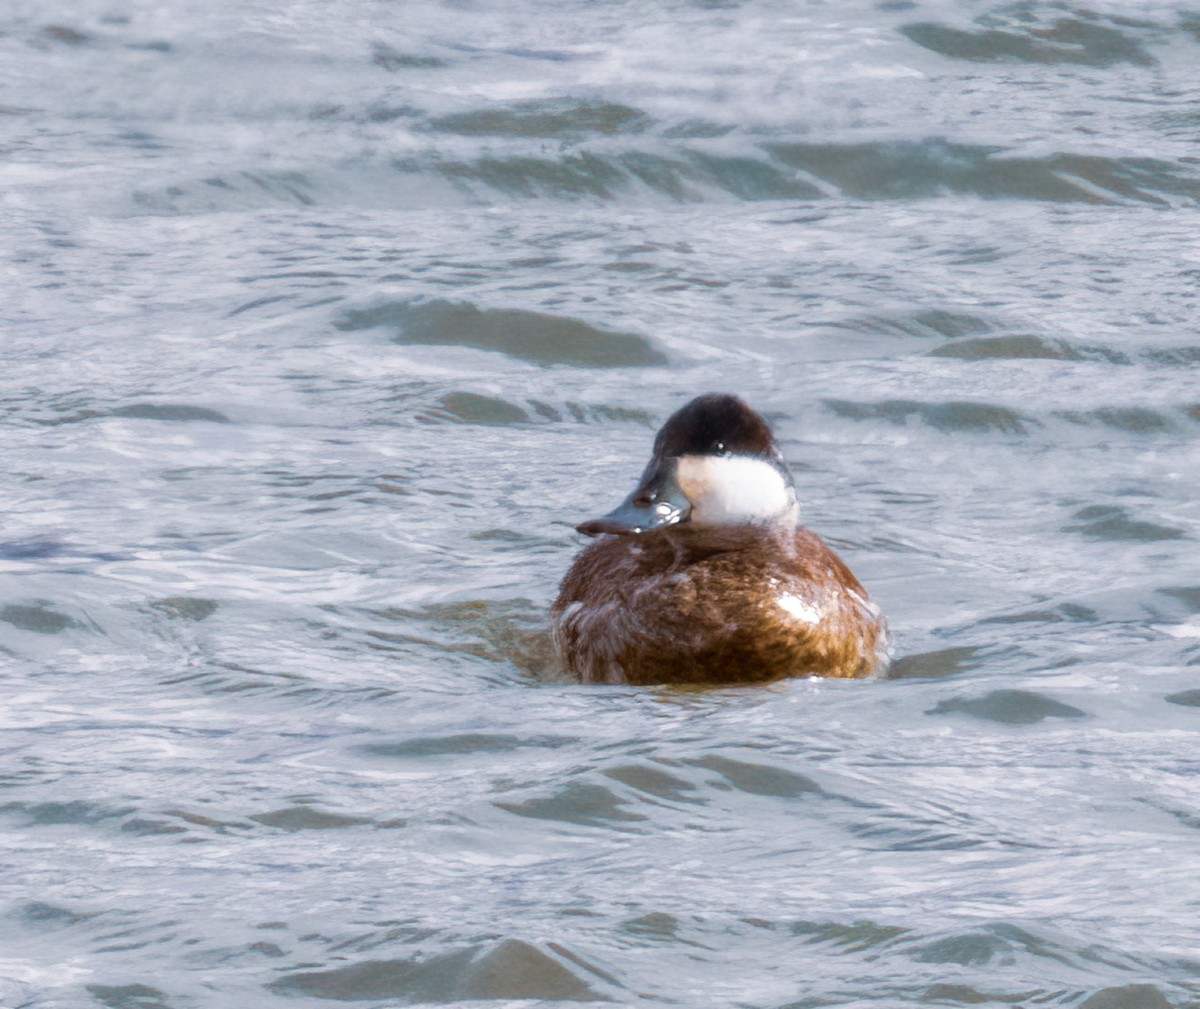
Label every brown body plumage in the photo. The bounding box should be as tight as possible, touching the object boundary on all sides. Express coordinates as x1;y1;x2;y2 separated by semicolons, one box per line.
553;524;886;685
551;393;888;685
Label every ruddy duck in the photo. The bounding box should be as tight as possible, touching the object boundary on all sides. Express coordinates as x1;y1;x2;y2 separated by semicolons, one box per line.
552;394;888;684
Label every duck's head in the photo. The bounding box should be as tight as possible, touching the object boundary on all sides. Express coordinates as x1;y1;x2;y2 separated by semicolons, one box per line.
577;393;798;537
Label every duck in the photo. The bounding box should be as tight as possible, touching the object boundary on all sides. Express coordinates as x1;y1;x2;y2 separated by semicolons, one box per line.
551;393;888;684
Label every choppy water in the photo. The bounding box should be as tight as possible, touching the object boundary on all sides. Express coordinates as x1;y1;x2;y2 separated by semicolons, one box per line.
4;0;1200;1006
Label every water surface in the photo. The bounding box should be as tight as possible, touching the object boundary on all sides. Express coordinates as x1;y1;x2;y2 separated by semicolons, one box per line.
3;0;1200;1006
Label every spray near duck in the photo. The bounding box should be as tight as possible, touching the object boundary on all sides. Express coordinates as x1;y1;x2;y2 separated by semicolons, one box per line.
552;394;888;684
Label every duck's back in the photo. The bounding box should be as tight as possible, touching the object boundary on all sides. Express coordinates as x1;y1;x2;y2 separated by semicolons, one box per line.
552;524;887;685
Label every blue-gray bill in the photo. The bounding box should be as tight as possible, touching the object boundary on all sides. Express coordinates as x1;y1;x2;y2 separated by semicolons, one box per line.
575;462;689;536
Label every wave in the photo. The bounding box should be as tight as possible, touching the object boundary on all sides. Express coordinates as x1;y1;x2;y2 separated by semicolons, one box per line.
129;135;1200;213
901;13;1156;67
335;299;667;368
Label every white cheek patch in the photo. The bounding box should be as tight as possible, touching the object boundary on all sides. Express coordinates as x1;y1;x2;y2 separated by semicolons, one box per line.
675;455;793;526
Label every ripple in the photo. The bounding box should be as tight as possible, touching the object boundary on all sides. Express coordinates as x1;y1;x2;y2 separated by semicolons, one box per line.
768;140;1199;204
789;918;909;952
87;984;173;1009
887;646;984;680
128;139;1200;214
269;939;603;1001
164;808;254;834
432;99;649;138
1079;984;1173;1009
1158;586;1200;614
619;911;685;942
111;404;230;423
17;901;98;929
843;798;1005;852
929;335;1121;362
927;689;1088;725
16;401;230;427
689;756;822;799
248;806;375;832
430;150;627;198
418;139;1200;205
982;602;1099;625
1165;689;1200;708
684;151;822;200
150;597;219;622
832;309;991;340
119;816;188;837
370;42;446;70
1142;346;1200;368
913;932;1009;965
364;599;556;678
824;399;1034;434
496;781;647;827
161;661;309;697
0;603;79;634
42;25;92;46
133;171;320;213
0;538;66;560
1064;505;1184;543
602;762;702;803
413;393;652;427
918;981;1036;1004
901;15;1155;67
335;299;667;368
1;800;133;826
1055;408;1175;433
430;391;530;425
361;733;574;758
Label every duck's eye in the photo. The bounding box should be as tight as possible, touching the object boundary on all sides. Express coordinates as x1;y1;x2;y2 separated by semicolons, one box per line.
713;441;728;455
